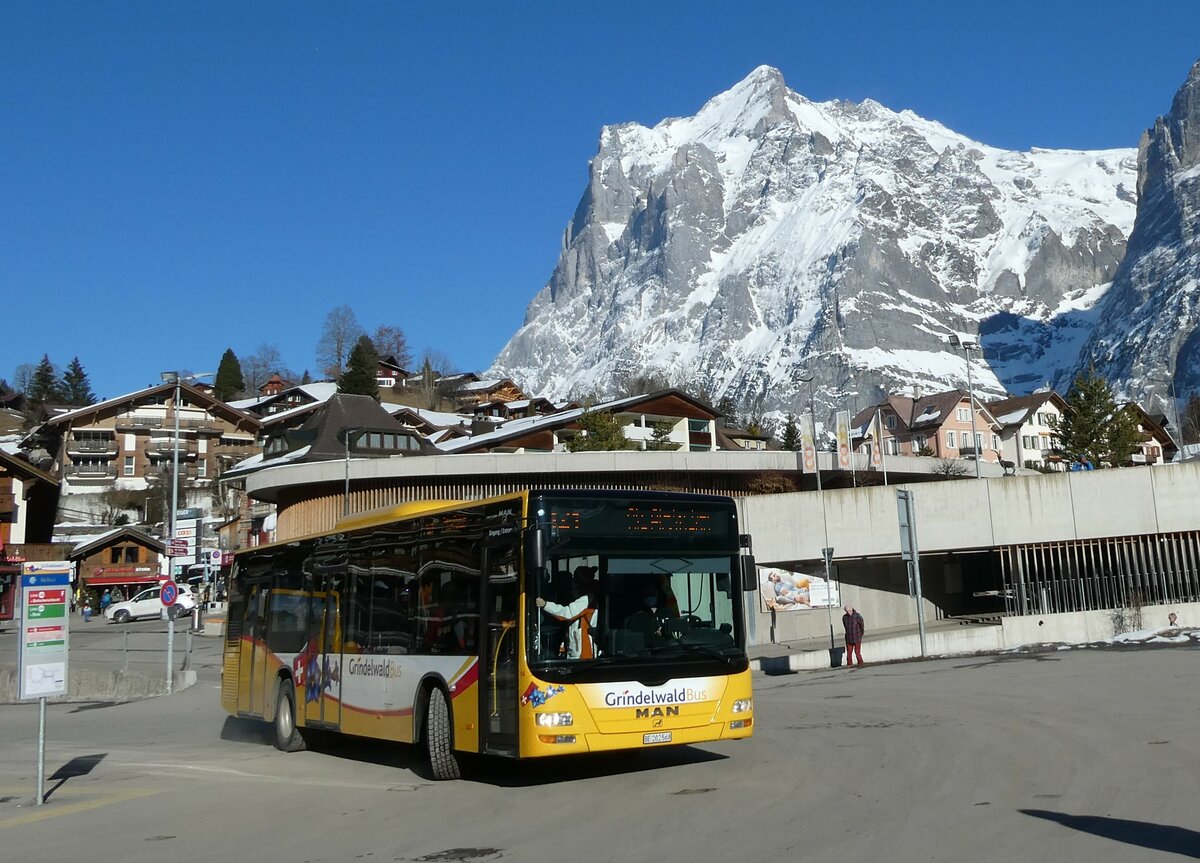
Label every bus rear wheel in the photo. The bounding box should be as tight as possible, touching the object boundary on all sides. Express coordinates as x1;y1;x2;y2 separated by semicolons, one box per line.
273;680;307;753
423;687;461;780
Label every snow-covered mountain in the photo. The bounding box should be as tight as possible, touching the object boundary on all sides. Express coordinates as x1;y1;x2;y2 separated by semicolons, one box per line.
1075;60;1200;418
490;66;1139;419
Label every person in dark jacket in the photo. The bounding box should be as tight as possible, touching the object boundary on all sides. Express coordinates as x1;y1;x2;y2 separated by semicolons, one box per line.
842;605;865;667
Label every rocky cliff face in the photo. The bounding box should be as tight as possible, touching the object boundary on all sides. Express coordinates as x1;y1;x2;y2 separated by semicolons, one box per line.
1075;60;1200;418
490;66;1138;420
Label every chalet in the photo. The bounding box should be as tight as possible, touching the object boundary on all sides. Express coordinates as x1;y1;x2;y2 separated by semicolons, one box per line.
1123;404;1178;465
449;377;526;406
376;355;411;390
24;382;262;523
71;527;166;600
258;374;292;397
0;449;60;620
987;391;1069;471
440;390;725;455
466;397;559;421
853;388;1003;463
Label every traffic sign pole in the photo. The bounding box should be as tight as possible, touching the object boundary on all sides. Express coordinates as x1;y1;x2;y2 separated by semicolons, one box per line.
161;581;179;695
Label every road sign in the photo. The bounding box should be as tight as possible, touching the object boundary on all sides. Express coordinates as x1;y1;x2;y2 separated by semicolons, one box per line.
208;549;222;565
18;567;71;700
161;581;178;606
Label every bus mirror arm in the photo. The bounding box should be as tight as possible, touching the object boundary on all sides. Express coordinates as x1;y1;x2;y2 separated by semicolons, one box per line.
739;554;757;591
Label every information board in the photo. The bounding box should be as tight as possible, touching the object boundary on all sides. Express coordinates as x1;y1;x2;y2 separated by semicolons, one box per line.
17;563;72;700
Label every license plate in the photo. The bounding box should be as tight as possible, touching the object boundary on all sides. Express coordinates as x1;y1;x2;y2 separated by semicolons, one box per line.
643;732;672;745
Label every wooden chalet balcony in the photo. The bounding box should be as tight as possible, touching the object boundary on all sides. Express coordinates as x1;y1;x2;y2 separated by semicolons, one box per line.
67;439;118;454
144;440;197;458
65;464;118;478
144;465;199;481
114;416;166;430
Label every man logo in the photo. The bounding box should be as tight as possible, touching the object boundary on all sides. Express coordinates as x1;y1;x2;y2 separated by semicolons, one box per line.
636;706;680;719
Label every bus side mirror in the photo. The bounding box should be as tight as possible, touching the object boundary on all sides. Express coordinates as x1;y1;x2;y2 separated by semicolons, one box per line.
739;555;757;591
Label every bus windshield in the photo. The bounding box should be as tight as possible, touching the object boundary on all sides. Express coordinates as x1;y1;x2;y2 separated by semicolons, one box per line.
530;554;739;666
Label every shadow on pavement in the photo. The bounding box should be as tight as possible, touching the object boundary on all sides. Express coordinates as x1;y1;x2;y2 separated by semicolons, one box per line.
45;753;107;801
1020;809;1200;859
221;714;727;788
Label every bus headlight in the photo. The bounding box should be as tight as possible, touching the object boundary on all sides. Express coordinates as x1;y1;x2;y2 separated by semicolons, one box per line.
535;712;574;727
731;698;753;714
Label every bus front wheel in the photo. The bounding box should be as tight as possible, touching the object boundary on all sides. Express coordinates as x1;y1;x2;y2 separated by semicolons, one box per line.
423;687;461;780
273;680;307;753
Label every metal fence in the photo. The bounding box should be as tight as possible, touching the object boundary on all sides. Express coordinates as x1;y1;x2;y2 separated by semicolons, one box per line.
1000;530;1200;616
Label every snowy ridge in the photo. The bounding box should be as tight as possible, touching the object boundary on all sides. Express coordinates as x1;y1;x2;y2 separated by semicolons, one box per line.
491;66;1140;418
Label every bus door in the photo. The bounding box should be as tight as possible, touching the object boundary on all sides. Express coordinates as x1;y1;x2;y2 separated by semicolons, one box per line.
244;581;270;716
480;540;520;755
303;572;343;728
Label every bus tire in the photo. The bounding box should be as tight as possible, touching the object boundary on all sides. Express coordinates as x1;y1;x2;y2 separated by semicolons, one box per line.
423;687;460;780
273;680;307;753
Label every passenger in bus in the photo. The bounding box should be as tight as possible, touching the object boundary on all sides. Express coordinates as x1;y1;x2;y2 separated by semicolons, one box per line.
535;567;599;659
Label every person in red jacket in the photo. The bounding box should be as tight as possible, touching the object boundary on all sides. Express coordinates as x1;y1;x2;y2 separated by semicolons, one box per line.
842;605;865;667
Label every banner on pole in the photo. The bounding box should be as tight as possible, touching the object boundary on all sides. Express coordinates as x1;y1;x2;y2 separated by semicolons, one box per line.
870;411;884;468
835;411;851;469
799;414;816;473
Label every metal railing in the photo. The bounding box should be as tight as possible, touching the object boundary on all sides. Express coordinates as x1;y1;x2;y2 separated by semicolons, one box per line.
65;464;118;478
1000;530;1200;616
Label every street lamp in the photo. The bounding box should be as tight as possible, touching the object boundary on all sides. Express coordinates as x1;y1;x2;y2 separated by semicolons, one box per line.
947;335;982;479
159;371;215;562
342;427;363;516
798;371;822;492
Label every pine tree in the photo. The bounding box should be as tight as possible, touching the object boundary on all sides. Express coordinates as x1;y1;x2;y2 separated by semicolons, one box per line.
26;355;63;407
782;413;799;451
1053;369;1142;468
646;420;676;451
60;357;96;406
338;335;380;398
566;410;629;452
301;369;312;385
213;349;245;401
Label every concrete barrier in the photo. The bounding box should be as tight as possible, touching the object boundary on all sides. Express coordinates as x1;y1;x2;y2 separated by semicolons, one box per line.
0;666;197;704
752;601;1200;672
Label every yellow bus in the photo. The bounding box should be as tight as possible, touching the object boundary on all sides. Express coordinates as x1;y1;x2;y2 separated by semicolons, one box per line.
220;490;757;779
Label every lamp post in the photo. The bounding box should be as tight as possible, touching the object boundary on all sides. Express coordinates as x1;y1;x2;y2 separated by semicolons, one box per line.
343;427;362;516
948;335;982;479
159;370;214;694
798;371;822;492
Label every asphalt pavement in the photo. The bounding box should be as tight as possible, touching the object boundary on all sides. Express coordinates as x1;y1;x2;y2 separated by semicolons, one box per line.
0;629;1197;863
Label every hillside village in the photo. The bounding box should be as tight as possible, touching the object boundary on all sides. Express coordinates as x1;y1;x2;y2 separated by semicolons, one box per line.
1;337;1194;621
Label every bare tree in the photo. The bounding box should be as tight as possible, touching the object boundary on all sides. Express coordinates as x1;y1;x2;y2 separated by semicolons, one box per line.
240;344;286;393
12;363;35;394
373;325;412;368
416;349;459;410
931;458;971;477
316;306;364;378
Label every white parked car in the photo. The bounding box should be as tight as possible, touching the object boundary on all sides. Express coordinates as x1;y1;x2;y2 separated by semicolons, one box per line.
105;583;197;623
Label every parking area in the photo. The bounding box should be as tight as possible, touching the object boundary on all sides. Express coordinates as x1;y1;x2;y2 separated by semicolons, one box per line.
0;634;1197;863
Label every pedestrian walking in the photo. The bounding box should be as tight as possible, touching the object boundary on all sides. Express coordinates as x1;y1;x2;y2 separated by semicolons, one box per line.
842;605;865;667
100;588;112;616
82;602;93;623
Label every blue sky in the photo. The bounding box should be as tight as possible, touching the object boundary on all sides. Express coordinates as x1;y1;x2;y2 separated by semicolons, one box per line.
3;2;1199;400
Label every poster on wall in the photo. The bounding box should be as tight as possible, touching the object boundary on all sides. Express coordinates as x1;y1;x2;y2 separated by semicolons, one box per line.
758;566;840;612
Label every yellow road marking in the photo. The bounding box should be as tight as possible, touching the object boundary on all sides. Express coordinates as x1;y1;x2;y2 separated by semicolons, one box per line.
0;787;158;830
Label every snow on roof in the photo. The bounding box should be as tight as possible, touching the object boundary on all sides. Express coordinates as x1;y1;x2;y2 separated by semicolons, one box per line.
913;408;941;424
454;379;507;393
996;409;1030;426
